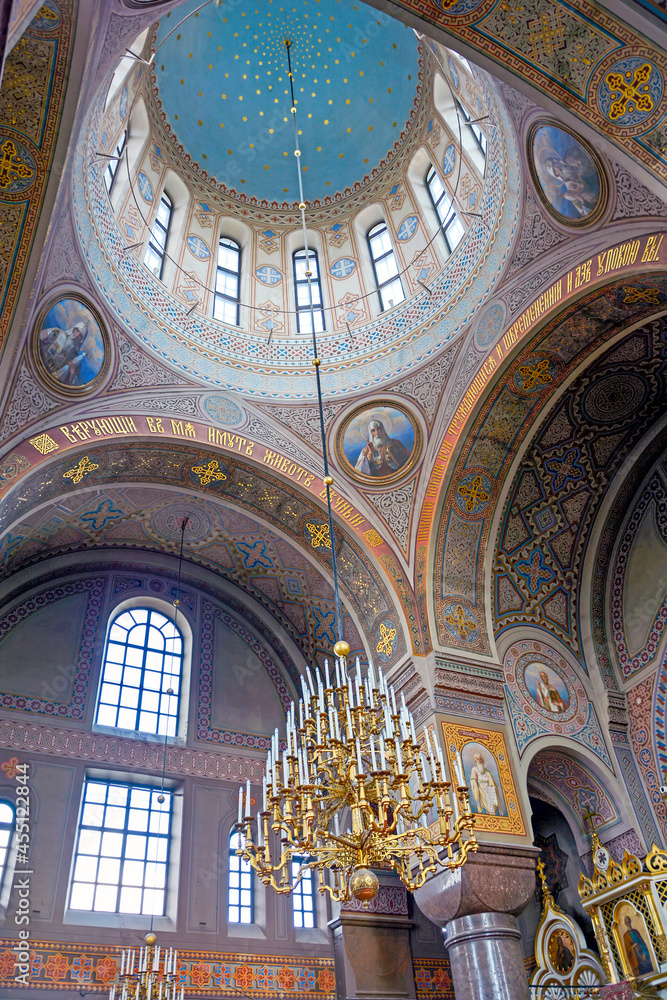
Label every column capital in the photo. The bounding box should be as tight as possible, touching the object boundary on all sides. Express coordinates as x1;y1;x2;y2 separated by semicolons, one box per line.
414;843;540;925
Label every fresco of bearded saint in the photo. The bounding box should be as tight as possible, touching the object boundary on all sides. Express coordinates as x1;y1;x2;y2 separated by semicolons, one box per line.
355;418;410;478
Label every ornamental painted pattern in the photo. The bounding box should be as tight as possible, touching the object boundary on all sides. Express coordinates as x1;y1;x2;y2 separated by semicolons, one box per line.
0;940;335;997
0;0;74;348
494;319;666;661
527;750;619;834
0;578;105;719
385;0;667;181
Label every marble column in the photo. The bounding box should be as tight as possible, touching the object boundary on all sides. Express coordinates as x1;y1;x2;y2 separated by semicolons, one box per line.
329;875;415;1000
414;844;539;1000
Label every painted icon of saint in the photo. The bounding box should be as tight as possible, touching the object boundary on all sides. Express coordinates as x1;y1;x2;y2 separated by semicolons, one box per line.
623;915;653;977
354;418;410;478
469;752;502;816
535;670;567;714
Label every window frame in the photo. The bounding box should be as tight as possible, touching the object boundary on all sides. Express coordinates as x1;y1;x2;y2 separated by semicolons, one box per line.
94;606;184;739
104;129;127;195
144;190;173;281
68;777;174;919
425;165;464;256
367;221;405;313
291;857;316;929
456;99;487;158
214;236;241;326
293;248;325;334
228;829;254;925
0;800;15;900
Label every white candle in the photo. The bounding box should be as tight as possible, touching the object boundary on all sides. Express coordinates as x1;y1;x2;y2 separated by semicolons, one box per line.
246;778;251;814
303;747;310;783
307;670;316;696
262;776;267;812
154;947;159;971
121;952;125;977
370;733;377;771
395;735;404;773
316;711;322;745
390;687;397;716
238;785;243;824
334;708;341;741
379;735;387;770
324;659;330;688
356;737;363;775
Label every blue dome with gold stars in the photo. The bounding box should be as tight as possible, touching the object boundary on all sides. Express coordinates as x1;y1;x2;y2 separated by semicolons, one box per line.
152;0;421;205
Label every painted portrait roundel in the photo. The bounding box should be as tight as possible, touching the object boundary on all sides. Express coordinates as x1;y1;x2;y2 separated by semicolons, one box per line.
32;293;110;395
527;119;607;228
336;401;421;485
504;641;587;729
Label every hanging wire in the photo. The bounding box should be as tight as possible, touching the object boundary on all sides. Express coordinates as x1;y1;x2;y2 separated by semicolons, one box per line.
285;39;343;643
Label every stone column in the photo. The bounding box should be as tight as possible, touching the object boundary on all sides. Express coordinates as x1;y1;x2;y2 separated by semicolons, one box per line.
329;875;415;1000
414;844;539;1000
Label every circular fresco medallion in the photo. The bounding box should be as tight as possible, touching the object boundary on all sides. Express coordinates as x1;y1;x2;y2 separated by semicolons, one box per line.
510;353;559;395
527;120;606;227
337;401;421;484
33;294;110;395
454;468;494;519
150;502;215;544
513;649;583;725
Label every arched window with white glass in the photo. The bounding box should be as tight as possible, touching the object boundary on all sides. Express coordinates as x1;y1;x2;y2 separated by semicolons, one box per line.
96;608;183;736
426;165;464;256
228;830;253;924
144;191;173;280
367;222;405;312
0;802;14;889
291;857;316;928
293;248;325;334
104;129;127;194
214;236;241;325
456;99;487;159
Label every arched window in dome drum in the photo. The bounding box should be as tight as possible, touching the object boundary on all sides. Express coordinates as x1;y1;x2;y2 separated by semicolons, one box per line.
367;222;405;312
293;248;325;334
104;129;127;195
228;830;253;924
456;99;487;159
214;236;241;325
96;608;183;736
0;802;14;889
426;165;464;256
144;192;173;281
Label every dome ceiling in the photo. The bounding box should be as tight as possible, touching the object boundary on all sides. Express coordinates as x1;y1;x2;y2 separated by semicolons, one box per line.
152;0;421;205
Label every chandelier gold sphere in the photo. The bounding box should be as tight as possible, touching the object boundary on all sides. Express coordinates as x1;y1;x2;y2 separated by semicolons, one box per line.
333;639;350;658
350;868;379;903
144;932;157;947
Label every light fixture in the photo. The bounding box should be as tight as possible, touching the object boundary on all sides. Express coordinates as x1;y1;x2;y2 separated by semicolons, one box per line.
233;43;478;905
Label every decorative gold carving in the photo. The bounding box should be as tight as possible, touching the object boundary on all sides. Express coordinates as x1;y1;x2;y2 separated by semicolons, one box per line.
376;623;396;657
0;138;34;189
305;522;331;549
191;460;227;486
29;432;58;454
63;456;99;484
605;63;655;121
363;529;384;547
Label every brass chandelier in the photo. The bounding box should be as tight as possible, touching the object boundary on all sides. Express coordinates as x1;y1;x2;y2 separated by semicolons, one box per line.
232;38;478;907
234;649;478;903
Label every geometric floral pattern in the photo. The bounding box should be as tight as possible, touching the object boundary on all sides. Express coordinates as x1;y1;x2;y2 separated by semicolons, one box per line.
494;317;667;661
413;959;454;1000
435;282;667;653
0;940;335;998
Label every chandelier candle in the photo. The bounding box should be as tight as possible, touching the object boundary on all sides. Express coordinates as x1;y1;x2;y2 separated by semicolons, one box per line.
233;649;478;903
111;937;182;1000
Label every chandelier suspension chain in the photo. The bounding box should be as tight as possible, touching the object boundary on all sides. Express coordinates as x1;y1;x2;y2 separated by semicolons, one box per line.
285;38;343;643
